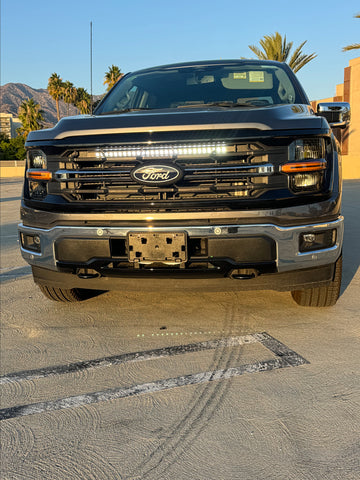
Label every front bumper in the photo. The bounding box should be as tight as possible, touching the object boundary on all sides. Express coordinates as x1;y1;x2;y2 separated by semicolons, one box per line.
19;216;344;274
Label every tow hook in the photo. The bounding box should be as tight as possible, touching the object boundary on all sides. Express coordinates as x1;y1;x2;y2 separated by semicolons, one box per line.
77;268;100;279
230;269;259;280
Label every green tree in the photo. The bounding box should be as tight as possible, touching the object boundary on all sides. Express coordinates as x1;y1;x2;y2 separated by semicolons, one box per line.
103;65;123;91
343;14;360;52
0;135;26;160
17;98;44;137
75;88;91;114
248;32;316;73
62;81;77;116
47;73;64;122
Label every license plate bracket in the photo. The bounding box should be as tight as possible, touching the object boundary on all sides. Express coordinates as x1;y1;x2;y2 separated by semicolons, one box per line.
128;232;187;264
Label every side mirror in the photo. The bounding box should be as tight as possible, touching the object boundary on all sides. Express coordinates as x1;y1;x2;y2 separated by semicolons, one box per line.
316;102;350;129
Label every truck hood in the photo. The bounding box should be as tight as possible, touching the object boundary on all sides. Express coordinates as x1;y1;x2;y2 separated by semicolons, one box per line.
27;104;328;143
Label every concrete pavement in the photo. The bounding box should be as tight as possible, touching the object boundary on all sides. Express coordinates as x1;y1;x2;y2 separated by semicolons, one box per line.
1;179;359;480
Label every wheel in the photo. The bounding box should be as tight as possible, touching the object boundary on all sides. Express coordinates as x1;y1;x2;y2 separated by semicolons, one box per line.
291;255;342;307
39;285;92;302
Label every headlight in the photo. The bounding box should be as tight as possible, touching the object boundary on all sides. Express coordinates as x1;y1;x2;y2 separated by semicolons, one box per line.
288;138;325;161
28;149;47;169
282;138;326;192
26;149;50;200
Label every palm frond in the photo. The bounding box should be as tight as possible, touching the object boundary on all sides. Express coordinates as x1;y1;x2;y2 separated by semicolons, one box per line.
342;13;360;52
247;33;316;72
248;45;266;59
342;43;360;52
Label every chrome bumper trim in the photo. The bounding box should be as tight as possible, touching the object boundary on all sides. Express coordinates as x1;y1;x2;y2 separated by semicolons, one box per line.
19;217;343;273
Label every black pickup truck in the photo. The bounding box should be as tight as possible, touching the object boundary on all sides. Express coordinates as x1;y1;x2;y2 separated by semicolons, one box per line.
19;60;350;305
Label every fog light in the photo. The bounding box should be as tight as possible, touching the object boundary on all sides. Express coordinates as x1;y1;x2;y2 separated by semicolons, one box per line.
28;181;48;199
299;229;336;252
293;173;320;188
20;233;41;253
303;233;316;243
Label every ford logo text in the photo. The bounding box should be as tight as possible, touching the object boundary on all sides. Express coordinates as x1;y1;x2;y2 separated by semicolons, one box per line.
131;164;183;186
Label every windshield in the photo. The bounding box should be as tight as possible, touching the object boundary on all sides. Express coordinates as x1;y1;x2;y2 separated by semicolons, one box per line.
95;63;305;114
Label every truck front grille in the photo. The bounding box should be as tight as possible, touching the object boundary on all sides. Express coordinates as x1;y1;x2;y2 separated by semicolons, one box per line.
48;142;288;210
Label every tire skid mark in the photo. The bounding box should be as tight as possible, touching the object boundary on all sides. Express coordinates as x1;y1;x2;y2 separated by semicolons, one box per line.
132;300;250;478
0;334;256;385
0;303;309;479
1;302;310;478
114;300;238;479
123;304;309;479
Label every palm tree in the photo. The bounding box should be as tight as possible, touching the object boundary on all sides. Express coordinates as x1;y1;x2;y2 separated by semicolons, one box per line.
75;88;91;114
47;73;64;122
343;14;360;52
62;81;77;116
17;98;44;137
248;32;316;73
103;65;123;91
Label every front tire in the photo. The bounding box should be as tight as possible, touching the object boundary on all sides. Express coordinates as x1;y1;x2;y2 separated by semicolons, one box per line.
39;285;92;302
291;255;342;307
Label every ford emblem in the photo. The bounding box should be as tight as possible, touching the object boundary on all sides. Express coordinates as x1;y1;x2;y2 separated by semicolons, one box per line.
131;164;183;186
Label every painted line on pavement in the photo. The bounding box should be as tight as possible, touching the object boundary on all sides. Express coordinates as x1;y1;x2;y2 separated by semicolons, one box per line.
0;335;256;385
0;333;309;421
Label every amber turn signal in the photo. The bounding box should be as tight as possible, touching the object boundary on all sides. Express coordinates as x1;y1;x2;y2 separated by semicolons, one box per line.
281;160;327;173
26;169;52;181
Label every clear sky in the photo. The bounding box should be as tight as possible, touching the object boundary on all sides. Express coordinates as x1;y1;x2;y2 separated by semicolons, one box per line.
1;0;359;101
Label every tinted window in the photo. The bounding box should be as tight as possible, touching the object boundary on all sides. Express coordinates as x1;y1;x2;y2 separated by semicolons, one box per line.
95;63;304;114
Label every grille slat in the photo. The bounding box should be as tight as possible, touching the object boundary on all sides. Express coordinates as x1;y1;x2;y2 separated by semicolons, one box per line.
54;164;273;184
49;142;288;207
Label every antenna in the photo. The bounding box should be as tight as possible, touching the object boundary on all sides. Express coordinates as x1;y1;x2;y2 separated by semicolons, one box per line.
90;21;93;114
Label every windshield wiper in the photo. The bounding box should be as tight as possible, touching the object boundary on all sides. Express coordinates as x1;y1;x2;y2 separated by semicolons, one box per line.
205;101;259;108
176;101;258;109
99;108;153;115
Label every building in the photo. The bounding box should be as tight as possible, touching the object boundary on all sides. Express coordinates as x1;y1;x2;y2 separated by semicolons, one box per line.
311;56;360;179
0;113;22;139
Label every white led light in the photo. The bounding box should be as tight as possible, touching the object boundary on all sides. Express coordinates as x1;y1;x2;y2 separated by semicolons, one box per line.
100;143;228;159
303;233;316;243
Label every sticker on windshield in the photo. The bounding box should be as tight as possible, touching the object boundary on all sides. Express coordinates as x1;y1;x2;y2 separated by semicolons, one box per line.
249;71;265;82
233;72;247;79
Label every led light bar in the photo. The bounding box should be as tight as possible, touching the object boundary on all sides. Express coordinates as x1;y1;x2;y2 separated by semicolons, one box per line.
95;143;228;159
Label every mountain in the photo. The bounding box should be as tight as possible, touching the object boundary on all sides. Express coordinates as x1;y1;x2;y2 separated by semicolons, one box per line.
0;83;102;127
